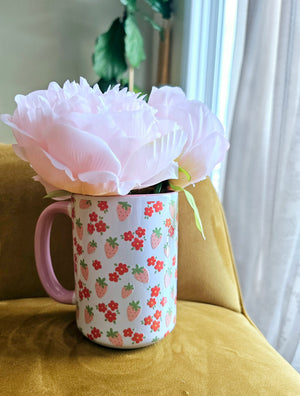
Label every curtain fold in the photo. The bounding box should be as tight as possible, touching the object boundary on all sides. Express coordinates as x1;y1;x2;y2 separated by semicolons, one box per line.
223;0;300;370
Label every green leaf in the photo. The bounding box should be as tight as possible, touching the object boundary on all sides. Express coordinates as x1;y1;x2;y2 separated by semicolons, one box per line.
142;15;163;32
124;15;146;68
93;18;127;80
43;190;70;199
169;183;205;239
143;0;173;19
120;0;136;13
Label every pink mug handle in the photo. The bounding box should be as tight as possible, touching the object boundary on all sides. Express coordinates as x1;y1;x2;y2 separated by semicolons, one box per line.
34;201;76;305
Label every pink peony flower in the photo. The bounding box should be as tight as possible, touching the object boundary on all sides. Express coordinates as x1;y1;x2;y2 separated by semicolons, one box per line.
148;86;229;187
1;78;187;196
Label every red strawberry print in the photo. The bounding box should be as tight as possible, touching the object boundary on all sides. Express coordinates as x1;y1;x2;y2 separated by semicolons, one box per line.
76;218;83;240
165;309;173;327
151;227;162;249
79;199;92;209
107;328;123;347
80;259;88;280
97;201;108;212
87;240;97;254
84;305;94;324
109;272;119;282
92;259;102;270
169;200;176;218
151;320;160;332
131;238;144;251
127;300;141;321
164;269;172;287
153;201;163;213
144;206;154;218
164;243;170;258
105;237;119;258
132;332;144;344
89;212;98;222
91;327;101;339
117;202;132;221
135;227;146;238
132;265;149;283
121;283;134;298
154;260;164;272
87;223;95;235
95;277;108;298
123;328;133;337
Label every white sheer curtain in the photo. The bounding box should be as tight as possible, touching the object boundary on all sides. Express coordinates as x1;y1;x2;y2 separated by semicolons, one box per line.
223;0;300;370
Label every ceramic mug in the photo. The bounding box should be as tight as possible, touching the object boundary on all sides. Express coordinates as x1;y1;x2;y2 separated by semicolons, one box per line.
35;192;178;349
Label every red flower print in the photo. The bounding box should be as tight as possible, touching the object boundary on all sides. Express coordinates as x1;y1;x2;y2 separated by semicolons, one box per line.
87;223;95;234
153;201;163;212
165;218;172;227
76;244;83;255
87;333;94;341
89;212;98;222
92;260;102;270
123;328;133;337
95;220;108;233
98;201;108;211
108;300;119;311
144;315;153;325
168;226;175;237
154;310;162;320
78;280;83;289
98;303;107;313
73;237;77;246
147;298;156;308
151;286;161;297
131;238;144;251
172;256;176;266
151;320;160;332
82;287;90;299
71;208;76;219
109;272;119;282
91;327;101;339
105;310;117;323
154;260;164;272
124;231;134;241
147;256;156;266
160;297;167;307
144;207;154;217
79;290;83;301
132;332;144;344
135;227;146;238
115;263;129;275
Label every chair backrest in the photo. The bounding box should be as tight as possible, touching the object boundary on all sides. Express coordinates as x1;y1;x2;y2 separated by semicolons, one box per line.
0;144;242;313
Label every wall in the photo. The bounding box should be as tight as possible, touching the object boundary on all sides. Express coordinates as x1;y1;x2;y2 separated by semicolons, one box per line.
0;0;155;143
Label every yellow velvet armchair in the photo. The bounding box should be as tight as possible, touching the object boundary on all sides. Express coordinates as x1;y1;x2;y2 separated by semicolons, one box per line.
0;143;299;395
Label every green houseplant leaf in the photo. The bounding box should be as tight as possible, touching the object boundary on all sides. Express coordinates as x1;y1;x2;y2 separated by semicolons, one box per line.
93;18;127;80
143;0;173;19
124;15;146;68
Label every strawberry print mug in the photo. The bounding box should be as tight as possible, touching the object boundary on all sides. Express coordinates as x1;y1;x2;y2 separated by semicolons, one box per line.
35;192;178;348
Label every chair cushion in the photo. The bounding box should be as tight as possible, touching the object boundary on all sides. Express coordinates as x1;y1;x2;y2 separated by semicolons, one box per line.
0;144;241;313
0;298;299;394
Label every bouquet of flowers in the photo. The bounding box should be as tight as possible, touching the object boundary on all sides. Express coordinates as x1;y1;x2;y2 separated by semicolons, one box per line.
1;77;229;237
